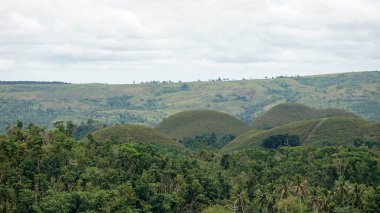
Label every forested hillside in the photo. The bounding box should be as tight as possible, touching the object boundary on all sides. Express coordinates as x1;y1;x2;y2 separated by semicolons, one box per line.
1;122;380;212
0;71;379;131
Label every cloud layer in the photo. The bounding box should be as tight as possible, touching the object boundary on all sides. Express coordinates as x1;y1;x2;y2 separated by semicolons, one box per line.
0;0;379;83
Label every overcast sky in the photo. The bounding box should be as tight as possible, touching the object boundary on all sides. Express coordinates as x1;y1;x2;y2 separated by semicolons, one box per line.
0;0;379;83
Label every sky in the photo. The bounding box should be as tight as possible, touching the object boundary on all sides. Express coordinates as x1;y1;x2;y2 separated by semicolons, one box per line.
0;0;379;83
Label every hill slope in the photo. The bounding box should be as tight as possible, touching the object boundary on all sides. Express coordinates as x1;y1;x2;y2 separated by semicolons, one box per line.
82;124;185;150
222;117;380;153
155;110;250;149
251;103;357;129
0;71;379;131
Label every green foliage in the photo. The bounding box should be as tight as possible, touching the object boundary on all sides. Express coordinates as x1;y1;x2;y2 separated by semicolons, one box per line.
0;122;225;212
179;83;190;91
72;119;105;139
261;134;300;149
201;205;230;212
225;146;380;212
351;101;380;121
1;121;380;212
179;133;235;150
354;139;380;149
106;95;133;108
212;94;228;103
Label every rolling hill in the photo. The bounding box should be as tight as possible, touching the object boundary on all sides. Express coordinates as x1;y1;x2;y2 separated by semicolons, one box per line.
0;71;379;132
81;124;185;151
251;102;357;129
222;117;380;153
155;110;250;149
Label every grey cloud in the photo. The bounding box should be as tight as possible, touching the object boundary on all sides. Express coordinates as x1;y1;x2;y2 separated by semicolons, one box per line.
0;0;379;83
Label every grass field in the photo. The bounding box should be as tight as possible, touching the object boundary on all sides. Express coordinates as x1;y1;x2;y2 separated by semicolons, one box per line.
251;102;357;129
81;124;185;151
155;110;250;149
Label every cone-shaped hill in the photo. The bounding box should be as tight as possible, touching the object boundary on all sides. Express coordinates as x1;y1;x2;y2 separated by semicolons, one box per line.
155;110;250;149
251;102;357;129
81;124;185;151
222;117;380;153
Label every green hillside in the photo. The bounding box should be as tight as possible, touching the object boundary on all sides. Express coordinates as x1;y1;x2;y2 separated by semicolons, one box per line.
222;117;380;153
251;102;357;129
0;71;379;131
155;110;250;149
82;124;185;151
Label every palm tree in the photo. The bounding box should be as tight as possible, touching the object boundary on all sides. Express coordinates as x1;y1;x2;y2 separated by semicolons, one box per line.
308;187;322;213
277;178;291;199
231;184;249;213
318;188;334;213
232;192;248;213
351;184;364;209
293;175;308;200
255;188;269;209
255;186;276;213
334;176;350;206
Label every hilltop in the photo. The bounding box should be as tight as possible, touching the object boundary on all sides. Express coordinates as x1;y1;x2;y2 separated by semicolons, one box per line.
81;124;185;151
155;110;250;149
222;117;380;153
251;102;357;129
0;71;379;131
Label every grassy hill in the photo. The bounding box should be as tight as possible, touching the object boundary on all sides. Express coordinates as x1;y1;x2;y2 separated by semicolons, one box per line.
155;110;250;149
222;117;380;153
81;124;185;151
0;71;379;131
251;102;357;129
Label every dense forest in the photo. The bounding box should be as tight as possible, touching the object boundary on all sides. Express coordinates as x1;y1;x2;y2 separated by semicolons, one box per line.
1;121;379;212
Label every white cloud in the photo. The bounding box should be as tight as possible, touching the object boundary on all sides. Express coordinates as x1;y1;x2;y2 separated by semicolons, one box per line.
0;59;16;71
0;0;379;83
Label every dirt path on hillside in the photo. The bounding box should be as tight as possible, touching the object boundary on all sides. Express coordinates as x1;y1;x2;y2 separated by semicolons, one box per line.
303;118;328;144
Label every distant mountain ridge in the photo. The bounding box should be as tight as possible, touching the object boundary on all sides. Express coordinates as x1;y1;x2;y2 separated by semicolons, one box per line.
0;71;379;131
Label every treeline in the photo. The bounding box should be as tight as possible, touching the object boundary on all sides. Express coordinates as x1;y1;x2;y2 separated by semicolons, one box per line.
0;122;380;212
179;133;236;150
0;81;70;85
